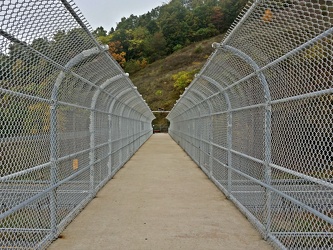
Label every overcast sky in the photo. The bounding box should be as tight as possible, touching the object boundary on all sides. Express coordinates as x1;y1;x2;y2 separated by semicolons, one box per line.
74;0;167;31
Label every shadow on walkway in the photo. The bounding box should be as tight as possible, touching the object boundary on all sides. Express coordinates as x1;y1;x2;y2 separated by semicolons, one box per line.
49;134;272;250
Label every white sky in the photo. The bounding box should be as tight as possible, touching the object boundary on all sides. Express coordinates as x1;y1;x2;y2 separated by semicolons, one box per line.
74;0;167;31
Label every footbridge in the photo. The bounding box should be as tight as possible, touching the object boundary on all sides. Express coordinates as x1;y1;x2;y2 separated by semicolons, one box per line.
0;1;332;249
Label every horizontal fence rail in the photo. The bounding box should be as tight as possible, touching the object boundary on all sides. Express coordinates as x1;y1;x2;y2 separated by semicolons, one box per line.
167;0;333;249
0;0;154;249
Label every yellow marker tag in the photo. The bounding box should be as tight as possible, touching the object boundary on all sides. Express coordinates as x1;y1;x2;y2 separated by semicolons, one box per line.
73;159;79;170
262;9;273;22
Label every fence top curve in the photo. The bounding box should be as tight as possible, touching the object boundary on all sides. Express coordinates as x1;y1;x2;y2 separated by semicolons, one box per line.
167;1;333;249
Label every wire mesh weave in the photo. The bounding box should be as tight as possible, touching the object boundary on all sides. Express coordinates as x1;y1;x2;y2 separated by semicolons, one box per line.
0;0;154;249
167;1;333;249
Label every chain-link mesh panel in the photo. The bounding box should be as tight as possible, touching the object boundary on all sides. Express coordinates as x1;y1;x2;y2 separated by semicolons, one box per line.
0;1;154;249
167;0;333;249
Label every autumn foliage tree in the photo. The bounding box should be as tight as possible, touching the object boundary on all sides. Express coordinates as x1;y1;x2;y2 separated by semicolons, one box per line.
108;41;126;67
93;0;248;67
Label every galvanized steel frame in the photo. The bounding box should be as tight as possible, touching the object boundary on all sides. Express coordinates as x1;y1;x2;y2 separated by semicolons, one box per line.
167;1;333;249
0;1;154;249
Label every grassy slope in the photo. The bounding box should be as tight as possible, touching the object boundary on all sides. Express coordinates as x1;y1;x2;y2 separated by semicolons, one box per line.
130;34;225;127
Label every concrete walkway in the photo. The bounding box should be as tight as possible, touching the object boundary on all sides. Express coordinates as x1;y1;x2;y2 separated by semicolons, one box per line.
49;134;272;250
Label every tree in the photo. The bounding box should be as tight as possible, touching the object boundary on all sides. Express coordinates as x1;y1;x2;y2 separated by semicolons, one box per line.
116;15;139;30
0;53;11;80
221;0;248;28
124;58;148;74
172;70;198;95
93;26;107;37
110;29;132;60
144;32;167;61
50;28;88;63
146;20;159;34
193;24;218;41
8;42;32;85
160;15;189;53
211;6;225;32
193;4;212;29
109;27;115;35
159;0;189;53
97;34;113;45
108;41;126;67
128;27;150;59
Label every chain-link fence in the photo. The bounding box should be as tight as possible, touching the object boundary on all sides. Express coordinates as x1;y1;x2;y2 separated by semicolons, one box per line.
167;1;333;249
0;1;154;249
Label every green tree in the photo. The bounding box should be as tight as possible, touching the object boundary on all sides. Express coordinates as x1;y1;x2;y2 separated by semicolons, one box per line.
110;29;132;60
172;70;198;95
0;53;11;80
144;32;167;61
50;28;88;64
109;0;247;60
116;14;139;30
146;20;159;34
221;0;248;29
159;0;190;52
97;34;113;45
109;27;115;35
93;26;107;37
128;27;150;59
160;16;189;53
211;6;225;32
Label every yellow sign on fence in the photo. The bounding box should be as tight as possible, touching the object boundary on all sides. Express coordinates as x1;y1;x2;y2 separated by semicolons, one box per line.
73;159;79;170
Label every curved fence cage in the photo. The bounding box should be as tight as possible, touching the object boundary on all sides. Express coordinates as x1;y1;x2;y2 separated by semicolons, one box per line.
0;0;154;248
167;0;333;249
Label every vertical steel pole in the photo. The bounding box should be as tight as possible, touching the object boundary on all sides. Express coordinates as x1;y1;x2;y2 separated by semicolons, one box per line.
200;75;232;192
198;106;202;168
50;47;108;221
89;109;95;196
108;89;129;168
119;108;123;166
192;88;213;178
108;114;112;176
209;116;213;178
222;45;272;238
50;87;60;239
227;110;233;194
91;74;124;182
264;103;272;239
49;71;66;238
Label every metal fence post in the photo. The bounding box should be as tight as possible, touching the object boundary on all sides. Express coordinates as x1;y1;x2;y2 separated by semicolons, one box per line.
192;88;214;178
108;114;113;176
264;103;272;239
50;46;109;231
90;74;124;194
0;2;155;248
209;116;213;178
223;45;272;238
108;88;133;168
198;105;202;168
167;2;333;249
200;75;232;194
89;109;96;196
227;110;233;194
50;75;63;238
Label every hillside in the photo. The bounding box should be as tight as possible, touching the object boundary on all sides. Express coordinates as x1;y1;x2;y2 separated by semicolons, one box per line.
130;33;225;129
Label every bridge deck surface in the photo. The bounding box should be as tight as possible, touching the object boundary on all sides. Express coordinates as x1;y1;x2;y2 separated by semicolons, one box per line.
49;134;272;250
